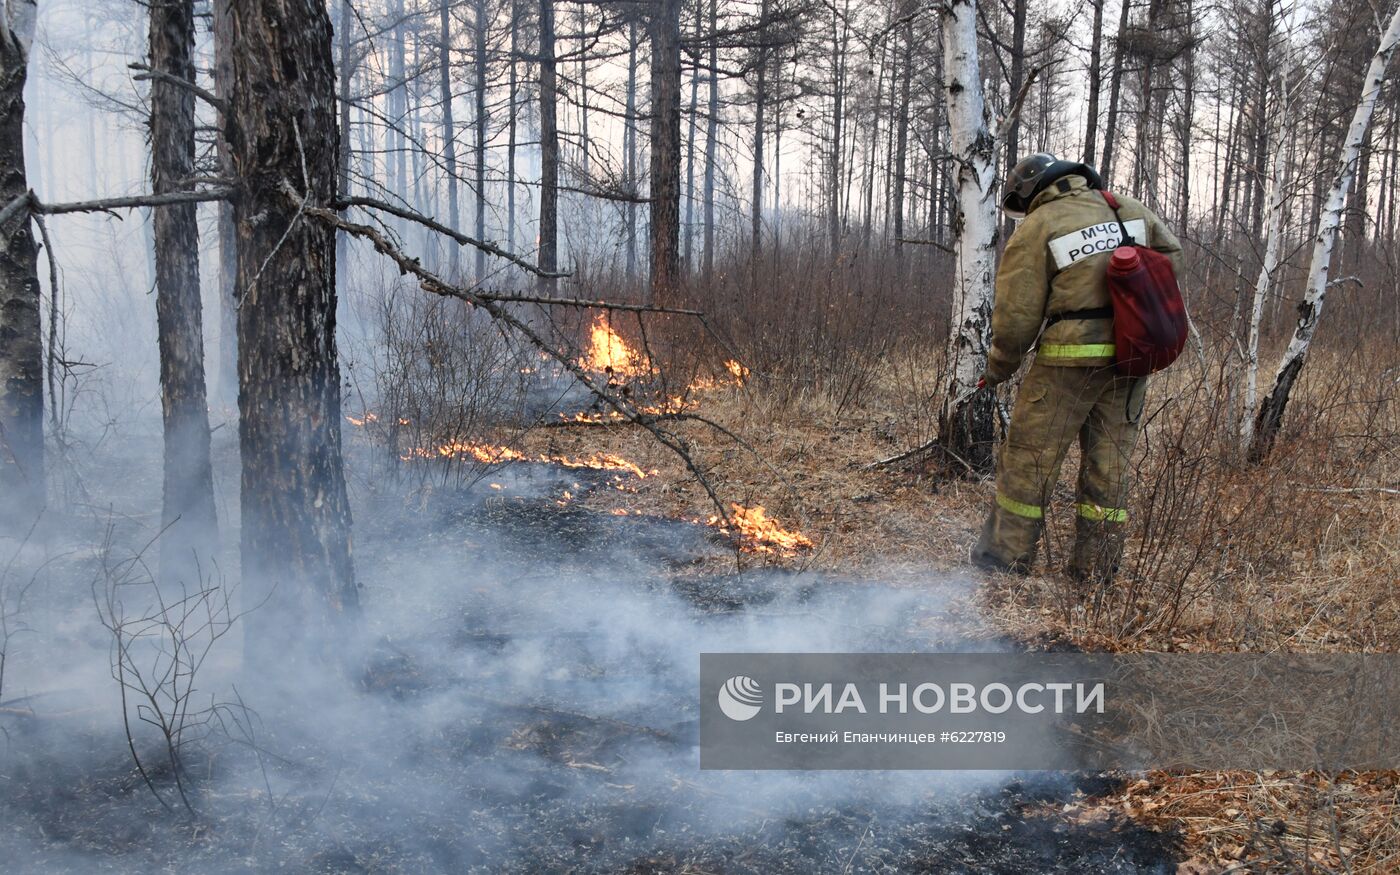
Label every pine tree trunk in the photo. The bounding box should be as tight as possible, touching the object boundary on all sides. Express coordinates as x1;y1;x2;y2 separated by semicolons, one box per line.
1084;0;1104;164
149;0;217;580
440;0;460;277
1101;0;1132;184
507;0;519;254
648;0;683;301
683;1;700;272
701;0;719;276
624;20;638;278
1250;3;1400;462
474;0;488;281
891;9;911;266
1002;0;1026;241
0;1;41;515
750;0;769;275
214;0;239;406
228;0;358;640
537;0;559;290
937;0;998;475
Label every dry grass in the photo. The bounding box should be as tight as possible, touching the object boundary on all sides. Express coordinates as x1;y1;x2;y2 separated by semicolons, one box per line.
503;336;1400;875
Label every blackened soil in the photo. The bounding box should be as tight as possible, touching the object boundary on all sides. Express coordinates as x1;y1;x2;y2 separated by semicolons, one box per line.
0;469;1181;873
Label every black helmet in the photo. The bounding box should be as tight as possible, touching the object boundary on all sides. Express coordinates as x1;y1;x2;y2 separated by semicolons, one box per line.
1001;152;1104;218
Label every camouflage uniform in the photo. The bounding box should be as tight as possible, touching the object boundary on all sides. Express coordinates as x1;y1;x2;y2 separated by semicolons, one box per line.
972;174;1183;582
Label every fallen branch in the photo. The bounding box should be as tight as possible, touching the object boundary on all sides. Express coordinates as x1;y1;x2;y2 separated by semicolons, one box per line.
336;194;569;279
477;292;703;316
1300;486;1400;497
294;184;733;527
896;236;954;253
866;437;939;470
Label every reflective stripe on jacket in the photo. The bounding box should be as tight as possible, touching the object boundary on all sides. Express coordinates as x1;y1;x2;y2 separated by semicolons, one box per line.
985;174;1184;381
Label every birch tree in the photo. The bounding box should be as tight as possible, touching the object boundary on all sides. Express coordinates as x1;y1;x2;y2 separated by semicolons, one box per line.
1240;67;1291;452
0;0;40;516
936;0;999;473
1249;1;1400;461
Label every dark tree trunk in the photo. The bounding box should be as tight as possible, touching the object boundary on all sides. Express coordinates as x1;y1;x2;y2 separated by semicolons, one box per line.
149;0;217;580
507;0;519;253
684;0;701;271
1084;0;1104;164
473;0;488;281
0;5;40;516
336;0;354;290
624;19;638;278
228;0;358;641
701;0;718;276
1101;0;1132;183
891;8;911;266
750;0;770;275
214;0;239;406
1002;0;1026;241
440;0;460;277
538;0;559;289
648;0;683;300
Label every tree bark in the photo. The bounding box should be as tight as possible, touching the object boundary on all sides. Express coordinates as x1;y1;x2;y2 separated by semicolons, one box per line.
228;0;358;639
701;0;719;276
474;0;489;281
684;0;701;271
507;0;519;254
213;0;239;406
149;0;217;580
1084;0;1104;164
440;0;460;277
891;7;911;266
750;0;770;275
624;19;638;277
538;0;559;289
0;0;40;516
1250;2;1400;461
1002;0;1026;240
1101;0;1132;184
1241;70;1288;452
937;0;998;475
648;0;683;301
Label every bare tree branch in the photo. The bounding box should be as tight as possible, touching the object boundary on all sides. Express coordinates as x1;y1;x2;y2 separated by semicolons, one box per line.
128;63;227;114
336;194;569;278
294;184;733;527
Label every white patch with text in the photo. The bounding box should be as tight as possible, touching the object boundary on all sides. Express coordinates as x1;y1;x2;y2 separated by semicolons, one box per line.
1049;218;1147;270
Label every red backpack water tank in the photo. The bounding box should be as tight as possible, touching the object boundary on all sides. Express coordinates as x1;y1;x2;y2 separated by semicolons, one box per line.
1101;191;1188;377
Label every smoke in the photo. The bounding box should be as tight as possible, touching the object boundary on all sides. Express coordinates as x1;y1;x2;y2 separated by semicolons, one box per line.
0;432;1033;871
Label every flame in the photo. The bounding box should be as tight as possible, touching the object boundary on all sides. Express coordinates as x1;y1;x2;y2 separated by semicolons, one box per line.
708;503;813;555
580;316;646;378
724;359;750;382
401;440;654;479
346;412;379;427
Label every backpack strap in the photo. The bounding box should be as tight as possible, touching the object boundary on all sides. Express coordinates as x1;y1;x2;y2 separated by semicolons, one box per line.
1100;190;1138;247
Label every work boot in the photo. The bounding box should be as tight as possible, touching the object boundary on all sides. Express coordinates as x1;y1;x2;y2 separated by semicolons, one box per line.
1067;515;1127;586
971;511;1037;575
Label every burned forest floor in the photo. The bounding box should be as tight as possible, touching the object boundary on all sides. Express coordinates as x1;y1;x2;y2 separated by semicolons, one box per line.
2;340;1398;873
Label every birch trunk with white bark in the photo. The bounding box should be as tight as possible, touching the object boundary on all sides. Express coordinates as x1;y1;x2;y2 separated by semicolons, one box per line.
1241;71;1289;452
1249;3;1400;461
936;0;998;474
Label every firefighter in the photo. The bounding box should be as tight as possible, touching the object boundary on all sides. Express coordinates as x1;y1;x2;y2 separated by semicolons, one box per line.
970;153;1183;585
